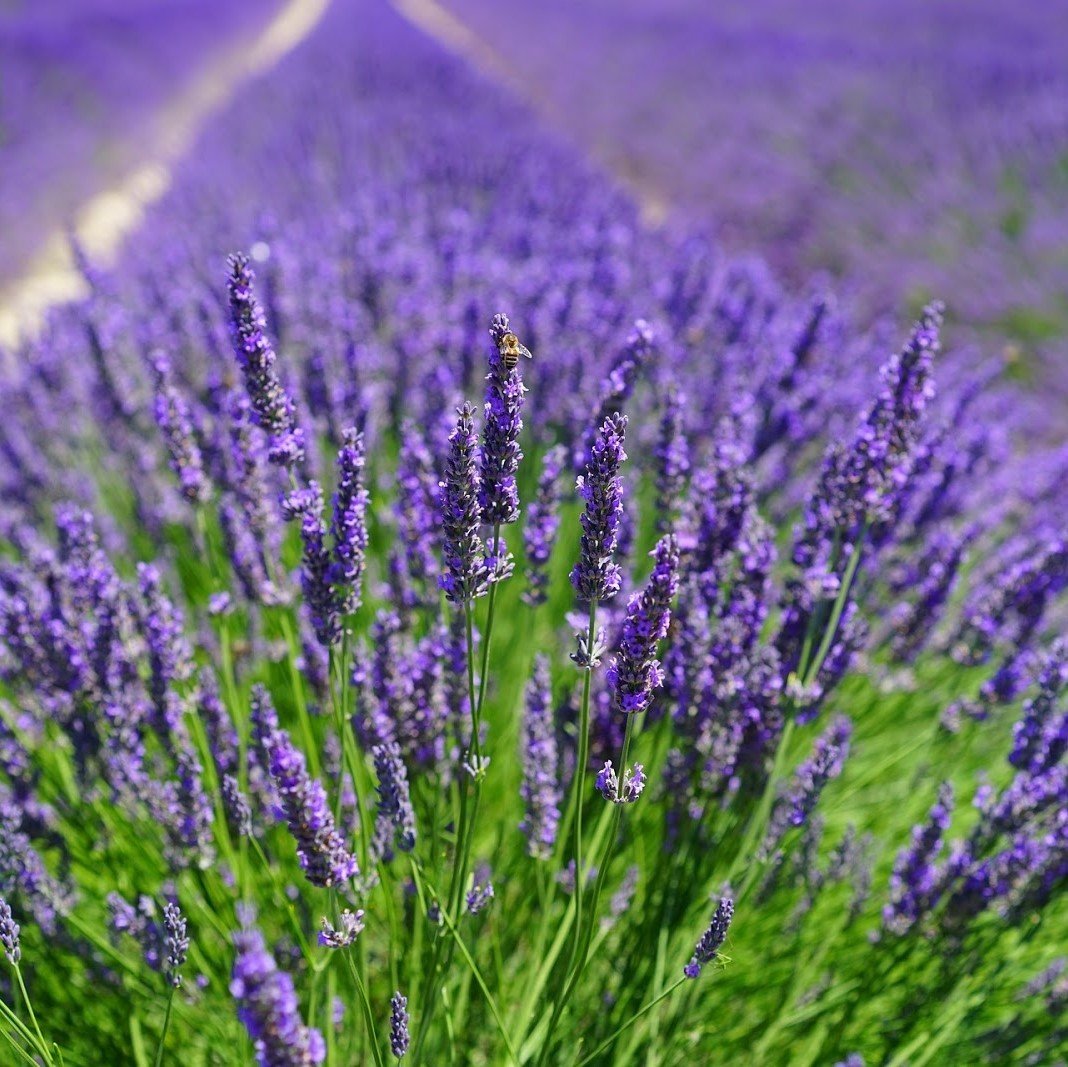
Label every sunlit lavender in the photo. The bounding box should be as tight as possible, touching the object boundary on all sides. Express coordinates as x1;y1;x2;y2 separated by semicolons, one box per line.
0;0;1063;1064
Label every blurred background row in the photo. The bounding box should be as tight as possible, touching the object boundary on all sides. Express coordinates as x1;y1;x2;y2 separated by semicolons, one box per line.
3;0;1067;380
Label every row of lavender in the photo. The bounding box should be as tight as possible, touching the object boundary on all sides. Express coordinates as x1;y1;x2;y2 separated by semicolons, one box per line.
0;0;1064;1062
446;0;1068;371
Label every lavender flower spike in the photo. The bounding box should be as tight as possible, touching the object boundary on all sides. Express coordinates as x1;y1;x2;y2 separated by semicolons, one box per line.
1010;639;1067;774
832;302;942;528
257;717;359;888
607;535;680;715
231;927;326;1066
222;774;253;838
163;902;189;988
390;992;410;1059
763;716;853;855
883;783;954;935
596;761;647;804
466;866;495;915
520;655;561;859
481;313;528;526
373;741;417;853
655;384;689;532
226;252;304;469
439;403;489;603
570;413;628;603
318;909;365;949
151;352;210;505
331;427;370;615
684;897;735;978
0;896;20;964
522;445;567;607
282;483;341;649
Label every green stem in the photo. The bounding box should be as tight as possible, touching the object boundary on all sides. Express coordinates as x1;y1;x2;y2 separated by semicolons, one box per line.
799;527;867;690
571;600;599;948
560;715;637;1026
0;994;47;1062
12;966;50;1065
0;1016;40;1067
341;951;386;1067
416;867;520;1067
534;599;599;1066
151;987;175;1067
326;965;338;1067
412;597;482;1065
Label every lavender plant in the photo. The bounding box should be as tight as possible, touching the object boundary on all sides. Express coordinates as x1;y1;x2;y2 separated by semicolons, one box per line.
0;1;1063;1064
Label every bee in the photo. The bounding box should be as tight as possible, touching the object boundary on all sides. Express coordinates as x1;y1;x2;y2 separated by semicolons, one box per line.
496;331;532;370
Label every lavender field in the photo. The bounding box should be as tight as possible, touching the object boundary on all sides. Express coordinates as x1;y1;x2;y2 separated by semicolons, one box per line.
0;1;1065;1064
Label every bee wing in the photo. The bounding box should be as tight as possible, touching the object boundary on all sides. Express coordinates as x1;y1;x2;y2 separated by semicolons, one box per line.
518;343;533;360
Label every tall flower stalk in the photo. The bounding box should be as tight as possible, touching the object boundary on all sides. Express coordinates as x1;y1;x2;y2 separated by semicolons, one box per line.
537;412;628;1065
417;314;528;1058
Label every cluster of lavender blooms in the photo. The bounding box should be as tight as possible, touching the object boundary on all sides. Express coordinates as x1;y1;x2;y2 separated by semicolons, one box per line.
0;0;1063;1063
231;925;326;1067
888;639;1067;937
108;894;189;988
252;685;359;888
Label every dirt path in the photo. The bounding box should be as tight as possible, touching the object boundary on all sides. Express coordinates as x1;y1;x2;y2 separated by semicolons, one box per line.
0;0;331;347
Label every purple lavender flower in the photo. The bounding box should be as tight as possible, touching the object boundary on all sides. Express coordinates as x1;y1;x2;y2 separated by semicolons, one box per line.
372;741;417;854
330;428;369;615
829;303;942;529
226;253;304;469
890;524;974;661
0;896;20;964
580;320;653;471
164;901;189;988
607;536;680;715
439;403;490;603
595;761;647;804
108;894;161;970
1010;639;1067;774
231;926;326;1066
137;562;192;738
389;992;410;1059
655;384;690;533
778;309;942;687
282;483;341;649
522;445;567;607
466;867;495;915
687;421;752;590
391;423;441;611
318;909;365;949
255;713;358;888
481;314;528;526
570;413;627;603
684;897;734;978
520;655;561;859
954;539;1068;666
883;783;954;935
763;716;852;855
222;774;253;838
175;748;217;869
976;764;1066;847
108;894;187;986
151;352;210;505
